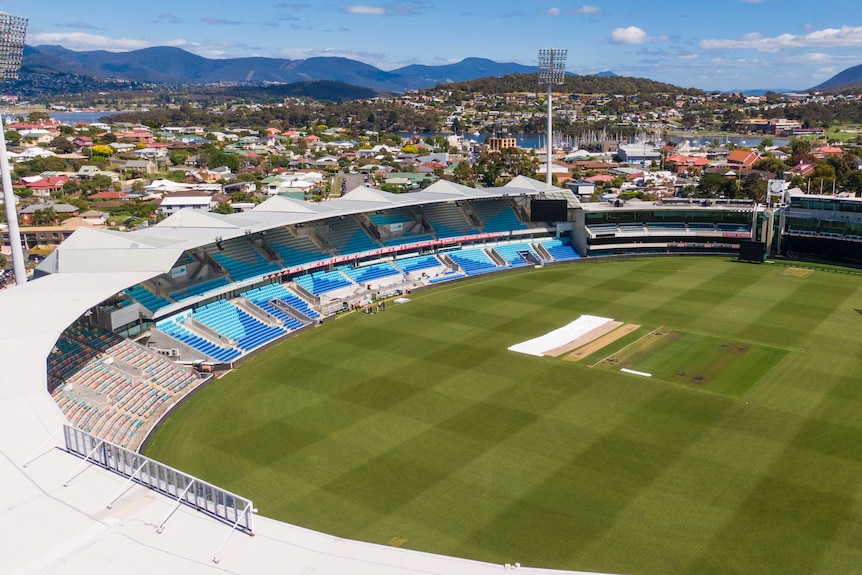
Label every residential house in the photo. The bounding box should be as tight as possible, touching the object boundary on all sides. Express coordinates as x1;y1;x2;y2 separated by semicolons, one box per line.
2;218;91;251
20;175;70;199
788;162;816;178
158;191;217;216
19;202;79;225
665;153;711;174
10;147;56;162
114;128;155;144
565;179;597;197
123;159;158;175
813;145;844;159
79;210;108;226
726;149;762;168
109;142;137;154
89;191;135;201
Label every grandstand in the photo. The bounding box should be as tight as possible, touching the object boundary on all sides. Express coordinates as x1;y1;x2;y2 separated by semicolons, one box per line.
422;202;478;237
6;177;805;575
780;194;862;265
294;268;355;296
493;242;542;267
472;199;528;233
204;238;281;282
539;238;581;262
448;248;504;275
262;226;329;269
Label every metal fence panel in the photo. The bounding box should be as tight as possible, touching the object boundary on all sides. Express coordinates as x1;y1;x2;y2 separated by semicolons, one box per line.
63;425;254;534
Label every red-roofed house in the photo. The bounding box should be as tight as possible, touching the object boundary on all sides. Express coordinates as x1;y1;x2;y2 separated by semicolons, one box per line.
6;120;60;131
21;175;69;199
115;128;155;144
585;174;614;183
726;149;762;168
813;145;844;159
788;162;815;178
89;191;134;200
665;154;711;174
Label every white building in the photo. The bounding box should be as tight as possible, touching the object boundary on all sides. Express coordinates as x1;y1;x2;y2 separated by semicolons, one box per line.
158;192;216;216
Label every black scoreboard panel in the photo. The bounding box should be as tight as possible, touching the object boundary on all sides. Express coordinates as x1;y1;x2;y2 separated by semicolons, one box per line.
739;240;766;263
531;199;568;222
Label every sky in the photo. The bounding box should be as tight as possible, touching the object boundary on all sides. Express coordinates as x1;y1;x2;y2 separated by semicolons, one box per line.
3;0;862;91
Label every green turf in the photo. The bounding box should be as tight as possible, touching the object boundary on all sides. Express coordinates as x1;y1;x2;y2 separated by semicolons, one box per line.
599;329;787;396
145;257;862;574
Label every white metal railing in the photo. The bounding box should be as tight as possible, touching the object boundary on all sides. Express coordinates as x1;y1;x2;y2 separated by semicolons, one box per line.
63;425;254;535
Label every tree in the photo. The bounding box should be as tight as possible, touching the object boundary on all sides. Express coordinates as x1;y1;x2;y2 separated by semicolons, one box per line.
90;174;114;193
169;149;190;166
27;111;50;123
741;173;767;202
697;173;737;198
451;162;478;187
213;201;234;214
5;130;20;146
32;206;57;226
752;157;788;176
50;136;75;154
680;113;698;130
91;144;114;157
790;138;812;164
473;148;539;186
43;156;68;172
62;180;81;196
204;150;240;171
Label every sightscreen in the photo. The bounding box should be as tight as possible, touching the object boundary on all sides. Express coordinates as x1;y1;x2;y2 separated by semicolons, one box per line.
531;199;568;222
738;240;766;263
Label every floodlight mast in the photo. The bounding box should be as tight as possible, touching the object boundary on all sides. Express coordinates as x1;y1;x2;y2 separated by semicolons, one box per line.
538;48;567;186
0;12;27;285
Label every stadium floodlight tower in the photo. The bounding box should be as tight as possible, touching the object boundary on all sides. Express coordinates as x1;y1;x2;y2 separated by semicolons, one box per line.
538;48;566;186
0;12;27;285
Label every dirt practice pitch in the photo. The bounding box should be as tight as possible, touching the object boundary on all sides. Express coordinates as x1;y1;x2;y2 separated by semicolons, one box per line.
561;323;640;361
145;257;862;575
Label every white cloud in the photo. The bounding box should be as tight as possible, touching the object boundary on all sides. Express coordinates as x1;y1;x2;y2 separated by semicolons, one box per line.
28;32;255;59
275;47;390;67
572;5;602;14
546;7;561;16
701;25;862;52
345;5;386;15
610;26;667;45
28;32;156;52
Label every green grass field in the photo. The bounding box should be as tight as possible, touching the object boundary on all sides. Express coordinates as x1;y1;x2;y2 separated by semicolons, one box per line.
145;256;862;575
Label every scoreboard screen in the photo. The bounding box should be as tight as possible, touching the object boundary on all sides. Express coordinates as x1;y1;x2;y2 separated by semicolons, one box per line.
530;199;568;222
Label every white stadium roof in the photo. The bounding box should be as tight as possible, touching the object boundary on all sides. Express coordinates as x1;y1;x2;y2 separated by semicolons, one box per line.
0;183;602;574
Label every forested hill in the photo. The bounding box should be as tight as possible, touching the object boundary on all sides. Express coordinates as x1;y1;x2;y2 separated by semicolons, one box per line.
438;74;703;96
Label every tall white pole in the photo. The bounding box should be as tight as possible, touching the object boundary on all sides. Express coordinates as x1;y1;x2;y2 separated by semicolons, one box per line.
546;83;553;186
539;48;565;188
0;12;28;284
0;113;25;284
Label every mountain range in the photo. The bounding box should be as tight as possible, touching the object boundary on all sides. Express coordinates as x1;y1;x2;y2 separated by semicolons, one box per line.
21;45;550;92
809;64;862;93
20;45;623;94
23;44;862;95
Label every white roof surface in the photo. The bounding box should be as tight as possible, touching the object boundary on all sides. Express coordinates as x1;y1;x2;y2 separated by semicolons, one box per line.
0;272;606;575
